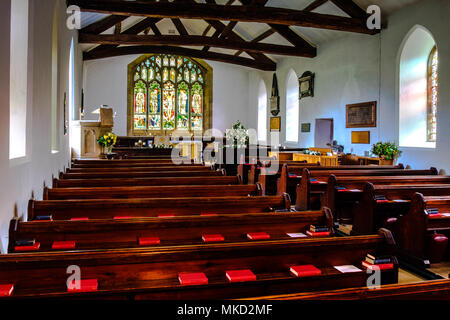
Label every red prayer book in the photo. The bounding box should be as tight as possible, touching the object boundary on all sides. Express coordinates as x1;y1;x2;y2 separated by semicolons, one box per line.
362;261;394;271
201;213;218;216
226;270;256;283
158;214;175;218
52;241;76;250
113;216;132;220
202;234;225;243
337;189;349;192
178;272;208;286
376;200;390;203
67;279;98;293
138;237;160;246
290;265;322;277
306;231;330;237
247;232;271;240
0;284;14;297
15;242;40;252
70;217;89;221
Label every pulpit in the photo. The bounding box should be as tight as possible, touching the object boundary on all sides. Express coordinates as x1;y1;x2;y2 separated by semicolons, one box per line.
71;107;114;159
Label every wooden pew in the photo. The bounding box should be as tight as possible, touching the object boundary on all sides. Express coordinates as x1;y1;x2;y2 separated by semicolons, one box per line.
275;164;406;202
397;193;450;266
44;184;263;200
66;165;213;173
293;167;438;211
352;183;450;236
256;163;321;195
59;170;223;180
72;159;179;165
71;161;203;169
0;230;397;300
9;208;334;253
250;279;450;300
325;175;450;223
52;175;238;188
28;195;291;221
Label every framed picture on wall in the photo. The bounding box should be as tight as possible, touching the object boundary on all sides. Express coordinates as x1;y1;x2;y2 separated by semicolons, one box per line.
346;101;377;128
270;117;281;132
301;123;311;133
299;71;315;99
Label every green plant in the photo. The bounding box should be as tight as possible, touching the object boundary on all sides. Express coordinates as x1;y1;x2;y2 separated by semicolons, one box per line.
371;142;402;160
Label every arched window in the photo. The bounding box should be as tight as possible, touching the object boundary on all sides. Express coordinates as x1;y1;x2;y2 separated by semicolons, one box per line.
286;70;299;143
69;38;75;122
257;80;267;142
128;54;212;136
9;0;29;159
399;26;437;148
427;46;438;142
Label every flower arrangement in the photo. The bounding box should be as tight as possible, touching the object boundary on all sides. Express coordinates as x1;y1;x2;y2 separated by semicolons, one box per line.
303;149;321;156
371;142;402;160
225;121;249;149
97;132;117;154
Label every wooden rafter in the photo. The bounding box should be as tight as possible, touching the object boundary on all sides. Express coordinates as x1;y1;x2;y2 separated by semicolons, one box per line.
81;14;128;34
303;0;329;12
234;29;275;57
79;34;316;57
83;45;276;71
68;0;378;34
239;0;316;56
329;0;368;19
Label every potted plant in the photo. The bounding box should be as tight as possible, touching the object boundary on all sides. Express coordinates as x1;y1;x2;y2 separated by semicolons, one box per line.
371;142;402;165
97;132;117;159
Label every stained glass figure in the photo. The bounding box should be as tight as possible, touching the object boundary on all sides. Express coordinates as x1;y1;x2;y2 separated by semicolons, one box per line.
134;81;147;115
170;68;176;82
177;82;189;129
163;82;176;130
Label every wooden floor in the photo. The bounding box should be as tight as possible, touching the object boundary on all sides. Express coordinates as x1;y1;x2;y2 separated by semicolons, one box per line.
429;262;450;279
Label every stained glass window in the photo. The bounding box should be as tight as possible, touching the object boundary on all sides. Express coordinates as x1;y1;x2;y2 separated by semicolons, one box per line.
427;46;438;142
131;54;207;133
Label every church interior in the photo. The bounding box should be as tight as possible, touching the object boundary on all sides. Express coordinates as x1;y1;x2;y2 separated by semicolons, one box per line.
1;0;450;302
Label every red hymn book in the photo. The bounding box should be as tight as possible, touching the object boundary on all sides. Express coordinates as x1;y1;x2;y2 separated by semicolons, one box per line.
226;270;257;282
178;273;208;286
290;265;322;277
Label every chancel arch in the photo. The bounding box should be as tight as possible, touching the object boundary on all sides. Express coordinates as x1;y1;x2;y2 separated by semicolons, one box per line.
127;54;212;136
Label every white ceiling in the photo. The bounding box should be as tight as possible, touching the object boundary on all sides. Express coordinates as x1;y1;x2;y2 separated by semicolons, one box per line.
80;0;422;61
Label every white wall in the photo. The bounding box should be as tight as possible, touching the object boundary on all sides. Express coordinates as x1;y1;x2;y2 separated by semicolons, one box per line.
83;56;258;135
379;0;450;172
269;32;381;155
260;0;449;172
0;0;83;253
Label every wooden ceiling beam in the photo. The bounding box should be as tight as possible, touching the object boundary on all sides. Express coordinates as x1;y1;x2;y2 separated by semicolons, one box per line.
234;28;275;56
204;19;275;67
85;17;162;58
303;0;329;12
68;0;378;34
171;18;189;36
79;34;316;57
239;0;316;55
329;0;368;19
83;45;277;71
81;14;128;34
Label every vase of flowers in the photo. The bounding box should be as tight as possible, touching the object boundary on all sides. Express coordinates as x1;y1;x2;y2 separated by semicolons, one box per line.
225;121;249;149
97;132;117;159
371;142;402;165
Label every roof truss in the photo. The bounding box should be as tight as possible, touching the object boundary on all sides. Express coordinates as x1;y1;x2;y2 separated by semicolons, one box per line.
76;0;377;71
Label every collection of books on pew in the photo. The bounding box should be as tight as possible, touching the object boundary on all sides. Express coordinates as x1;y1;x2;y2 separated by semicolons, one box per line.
426;208;450;218
336;186;362;192
14;228;332;252
306;225;330;237
361;253;394;271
